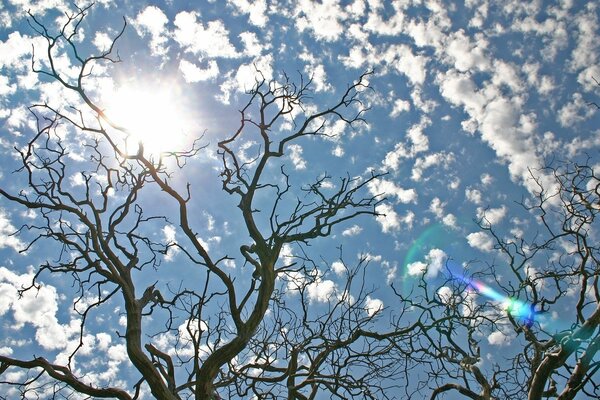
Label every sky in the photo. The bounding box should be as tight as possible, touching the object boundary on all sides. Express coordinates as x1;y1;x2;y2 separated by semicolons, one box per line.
0;0;599;398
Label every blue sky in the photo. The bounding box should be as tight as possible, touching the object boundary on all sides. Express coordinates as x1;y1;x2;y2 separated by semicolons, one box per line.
0;0;599;398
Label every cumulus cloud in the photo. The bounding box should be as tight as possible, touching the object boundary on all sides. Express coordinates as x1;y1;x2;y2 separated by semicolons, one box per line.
374;204;414;233
179;59;219;82
133;6;170;58
477;206;507;226
0;267;70;350
307;277;337;303
407;248;447;279
288;144;307;170
227;0;268;27
389;98;411;117
487;330;514;346
368;178;418;204
342;224;362;237
217;54;273;103
331;261;346;276
163;225;180;261
411;151;454;181
294;0;348;41
0;210;22;252
365;296;384;316
174;11;239;58
466;232;494;252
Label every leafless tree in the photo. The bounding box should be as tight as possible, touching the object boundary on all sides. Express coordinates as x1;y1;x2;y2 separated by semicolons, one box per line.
0;6;420;400
397;160;600;399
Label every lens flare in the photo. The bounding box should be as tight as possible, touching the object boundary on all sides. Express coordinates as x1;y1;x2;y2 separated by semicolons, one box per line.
459;275;536;327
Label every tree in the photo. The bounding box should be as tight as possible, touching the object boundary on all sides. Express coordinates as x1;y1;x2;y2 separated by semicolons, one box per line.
396;160;600;399
0;6;420;400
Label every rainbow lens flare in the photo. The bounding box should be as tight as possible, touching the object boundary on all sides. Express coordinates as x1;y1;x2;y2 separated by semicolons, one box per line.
461;277;536;327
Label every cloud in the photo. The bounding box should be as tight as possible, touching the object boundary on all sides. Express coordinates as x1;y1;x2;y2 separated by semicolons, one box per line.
0;267;70;350
162;225;180;261
487;330;514;346
239;31;264;56
437;286;456;305
411;151;454;181
389;98;411;117
331;261;346;276
465;188;483;204
299;51;332;92
342;224;362;236
477;206;507;226
179;59;219;82
307;277;337;303
557;93;597;127
383;116;431;171
227;0;268;27
466;232;494;253
294;0;348;42
365;296;383;316
174;11;239;58
392;45;428;85
0;209;23;252
368;178;418;204
406;248;447;279
374;204;414;233
217;54;273;103
288;144;307;170
133;6;170;58
444;29;491;72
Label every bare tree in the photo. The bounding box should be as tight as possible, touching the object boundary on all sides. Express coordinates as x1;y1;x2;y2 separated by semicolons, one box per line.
0;6;419;400
397;160;600;399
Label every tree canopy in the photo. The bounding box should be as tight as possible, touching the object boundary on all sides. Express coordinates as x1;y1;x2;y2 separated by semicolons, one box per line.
0;2;598;400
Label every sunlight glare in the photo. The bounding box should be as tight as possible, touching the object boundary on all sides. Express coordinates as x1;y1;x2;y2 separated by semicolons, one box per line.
105;82;192;159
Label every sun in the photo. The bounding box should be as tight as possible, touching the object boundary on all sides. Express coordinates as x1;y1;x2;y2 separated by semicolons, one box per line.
104;81;192;159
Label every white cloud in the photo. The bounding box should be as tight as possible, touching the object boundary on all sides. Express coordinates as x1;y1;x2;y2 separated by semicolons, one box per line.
0;209;22;252
288;144;307;170
429;197;445;219
437;68;548;192
162;225;180;261
487;330;513;346
411;151;454;181
394;45;428;85
374;204;414;233
133;6;170;58
569;8;599;71
307;278;337;303
368;178;418;204
174;11;239;58
332;145;345;157
406;248;447;279
342;224;362;236
331;261;346;276
179;59;219;82
465;188;483;204
437;286;456;305
295;0;348;42
477;206;507;226
442;213;457;228
389;98;411;117
466;232;494;252
0;267;70;350
558;93;596;127
239;31;264;56
365;296;384;316
217;54;273;103
444;30;491;72
92;32;113;52
227;0;268;27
